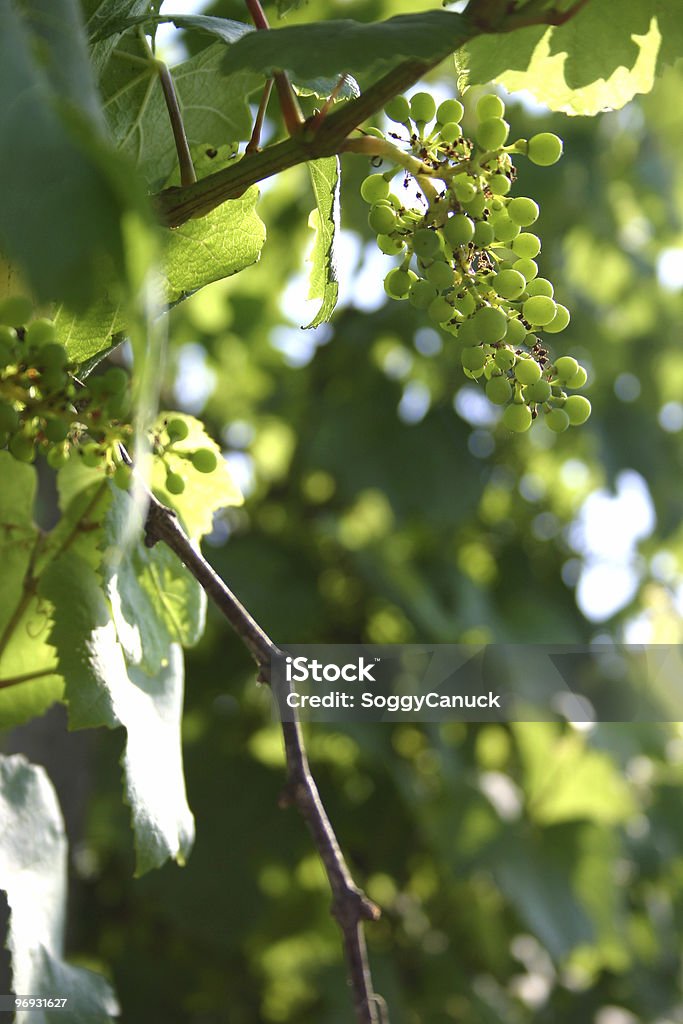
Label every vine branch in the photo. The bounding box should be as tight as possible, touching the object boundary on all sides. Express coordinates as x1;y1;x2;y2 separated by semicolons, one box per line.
142;491;382;1024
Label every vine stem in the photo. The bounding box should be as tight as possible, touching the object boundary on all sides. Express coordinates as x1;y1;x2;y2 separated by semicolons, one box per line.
142;493;382;1024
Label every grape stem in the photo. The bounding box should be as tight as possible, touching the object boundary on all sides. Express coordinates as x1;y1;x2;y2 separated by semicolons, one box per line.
343;135;440;204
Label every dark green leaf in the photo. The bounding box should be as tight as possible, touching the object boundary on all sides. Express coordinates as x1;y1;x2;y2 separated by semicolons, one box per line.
91;11;254;45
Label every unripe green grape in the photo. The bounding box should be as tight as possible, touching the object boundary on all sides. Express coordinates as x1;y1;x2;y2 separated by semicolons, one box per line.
495;269;526;300
545;408;570;432
525;278;554;297
452;176;476;203
428;296;455;324
368;204;397;235
461;347;487;372
512;233;541;259
410;91;436;124
191;447;218;474
544;303;571;333
491;214;519;243
473;221;495;248
554;355;579;381
47;444;70;470
437;98;464;124
81;443;104;467
38;343;68;369
524;379;551;404
0;295;32;327
462;194;487;219
512;258;538;282
476;93;505;121
9;432;35;463
413;228;442;259
567;366;588;389
44;417;69;443
106;391;131;419
38;368;67;392
523;295;556;326
377;234;404;255
564;394;591;425
0;400;19;434
103;367;128;394
476;118;509;151
514;358;542;385
409;279;439;310
494;347;516;372
453;292;476;317
504;318;527;347
165;471;185;495
503;404;532;432
360;174;390;204
113;463;132;490
439;122;461;144
528;132;563;166
384;268;412;299
488;174;511;196
473;305;508;343
167;417;190;442
0;340;13;366
486;376;512;405
0;325;17;345
507;197;539;227
384;95;411;123
25;318;56;347
426;260;455;290
444;214;474;248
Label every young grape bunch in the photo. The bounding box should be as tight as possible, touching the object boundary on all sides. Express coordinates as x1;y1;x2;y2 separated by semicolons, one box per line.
362;91;590;433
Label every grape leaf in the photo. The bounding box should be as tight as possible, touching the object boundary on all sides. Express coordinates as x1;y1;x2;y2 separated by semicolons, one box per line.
0;455;62;731
86;0;155;74
40;552;195;875
91;12;255;46
0;0;153;309
220;10;472;79
293;74;360;100
150;413;243;539
102;35;261;190
457;0;672;115
0;754;119;1021
54;300;125;369
304;158;340;329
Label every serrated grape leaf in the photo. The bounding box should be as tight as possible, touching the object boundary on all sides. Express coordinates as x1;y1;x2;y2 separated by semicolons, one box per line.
0;754;119;1021
0;0;153;308
0;455;62;731
86;0;155;74
293;74;360;100
54;300;125;368
457;0;668;115
40;553;195;875
304;158;340;329
102;35;261;190
221;10;472;79
150;413;243;539
91;12;254;45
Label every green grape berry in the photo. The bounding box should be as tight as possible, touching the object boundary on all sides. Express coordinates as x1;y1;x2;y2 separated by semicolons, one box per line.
428;296;455;324
113;463;133;490
564;394;592;425
486;376;513;405
512;258;538;282
25;318;57;347
544;303;571;333
515;358;542;385
167;417;190;442
439;122;462;144
494;347;516;372
9;433;36;463
444;214;474;248
473;221;495;248
512;233;541;259
410;92;436;124
495;269;526;301
165;471;186;495
461;347;487;372
44;417;70;443
0;295;32;327
452;176;476;203
527;132;563;166
0;340;14;367
0;400;19;434
522;295;557;326
545;408;570;433
81;443;104;467
488;173;512;196
47;444;70;470
453;292;476;318
437;98;464;124
474;305;508;343
360;174;390;204
191;448;219;474
476;117;509;151
384;95;411;123
426;261;455;290
476;94;505;121
409;279;439;310
554;356;579;381
491;214;520;243
38;343;68;370
368;204;397;235
526;278;554;297
413;228;442;259
524;379;552;404
462;194;487;220
384;268;413;299
102;366;129;394
507;197;539;227
377;234;405;256
503;404;532;433
567;366;588;389
504;318;527;347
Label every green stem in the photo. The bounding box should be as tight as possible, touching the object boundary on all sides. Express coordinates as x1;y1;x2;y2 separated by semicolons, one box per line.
0;669;56;691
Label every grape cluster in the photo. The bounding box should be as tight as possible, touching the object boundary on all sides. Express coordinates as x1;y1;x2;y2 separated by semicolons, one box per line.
361;91;591;432
157;416;218;495
0;296;219;489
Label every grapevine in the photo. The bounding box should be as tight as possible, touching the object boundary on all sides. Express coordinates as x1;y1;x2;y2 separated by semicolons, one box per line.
359;92;591;432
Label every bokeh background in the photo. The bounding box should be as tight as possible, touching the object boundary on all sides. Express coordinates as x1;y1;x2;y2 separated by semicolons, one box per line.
8;0;683;1021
